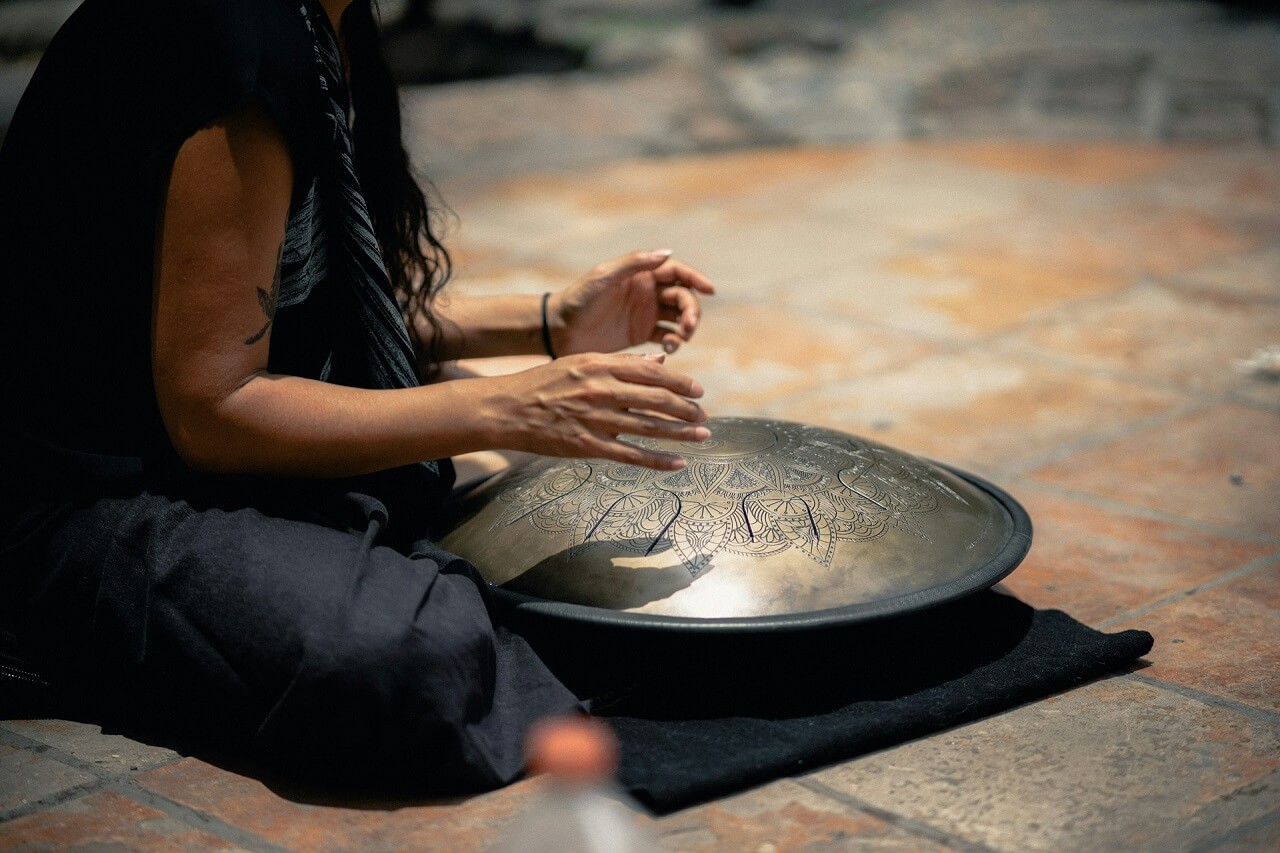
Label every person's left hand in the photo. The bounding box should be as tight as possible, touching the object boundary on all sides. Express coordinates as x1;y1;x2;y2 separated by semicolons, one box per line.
548;250;716;356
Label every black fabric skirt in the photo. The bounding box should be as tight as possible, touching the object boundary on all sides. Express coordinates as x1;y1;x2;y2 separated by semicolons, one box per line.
0;477;581;794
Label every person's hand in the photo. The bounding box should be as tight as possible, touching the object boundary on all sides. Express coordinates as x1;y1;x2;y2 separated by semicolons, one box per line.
548;250;715;356
479;352;708;470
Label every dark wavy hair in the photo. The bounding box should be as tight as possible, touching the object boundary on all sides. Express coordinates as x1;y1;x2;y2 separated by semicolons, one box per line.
341;1;452;372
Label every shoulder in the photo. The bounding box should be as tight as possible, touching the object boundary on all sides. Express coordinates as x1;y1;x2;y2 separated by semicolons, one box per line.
148;0;325;198
47;0;316;79
148;0;319;107
8;0;324;202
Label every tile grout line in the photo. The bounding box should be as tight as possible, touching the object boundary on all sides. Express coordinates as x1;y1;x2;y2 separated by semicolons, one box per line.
768;260;1277;420
0;725;186;783
1187;806;1280;853
0;728;284;851
0;728;109;823
1003;477;1280;545
1098;550;1280;629
0;779;109;825
1001;397;1208;477
1124;672;1280;728
795;776;1002;853
986;339;1255;408
105;778;294;853
1164;269;1280;307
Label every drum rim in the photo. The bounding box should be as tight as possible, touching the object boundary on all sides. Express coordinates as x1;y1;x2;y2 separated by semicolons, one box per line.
487;464;1033;634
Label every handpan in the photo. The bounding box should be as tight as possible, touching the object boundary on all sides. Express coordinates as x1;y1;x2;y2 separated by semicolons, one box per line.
442;418;1031;633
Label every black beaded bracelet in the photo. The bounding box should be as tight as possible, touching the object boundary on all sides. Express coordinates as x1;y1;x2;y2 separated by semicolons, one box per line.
540;292;558;359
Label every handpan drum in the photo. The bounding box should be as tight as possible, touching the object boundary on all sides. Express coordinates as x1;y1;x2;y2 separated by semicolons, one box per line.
441;418;1031;633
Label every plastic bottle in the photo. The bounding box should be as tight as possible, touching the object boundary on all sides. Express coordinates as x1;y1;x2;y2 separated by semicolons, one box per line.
492;716;657;853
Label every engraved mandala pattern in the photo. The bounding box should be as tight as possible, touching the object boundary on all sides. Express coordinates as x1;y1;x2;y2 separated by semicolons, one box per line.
491;419;967;577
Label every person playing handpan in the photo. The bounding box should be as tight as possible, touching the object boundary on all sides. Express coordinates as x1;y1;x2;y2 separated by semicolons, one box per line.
0;0;713;791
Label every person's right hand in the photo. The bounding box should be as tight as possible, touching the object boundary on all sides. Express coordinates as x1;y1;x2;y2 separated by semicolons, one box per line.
479;352;709;470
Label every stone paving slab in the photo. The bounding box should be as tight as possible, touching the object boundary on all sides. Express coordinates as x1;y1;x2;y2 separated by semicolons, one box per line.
996;281;1280;408
0;789;244;851
1030;403;1280;538
1;720;178;778
1174;245;1280;303
1116;563;1280;714
764;346;1183;471
996;484;1278;626
651;778;954;851
134;758;548;851
1206;811;1280;852
0;742;95;819
667;300;941;415
805;677;1280;852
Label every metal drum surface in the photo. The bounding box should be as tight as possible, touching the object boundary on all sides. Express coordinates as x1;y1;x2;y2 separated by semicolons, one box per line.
442;417;1031;633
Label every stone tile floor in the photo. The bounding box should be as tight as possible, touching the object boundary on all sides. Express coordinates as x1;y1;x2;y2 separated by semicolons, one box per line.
2;138;1277;851
3;1;1280;848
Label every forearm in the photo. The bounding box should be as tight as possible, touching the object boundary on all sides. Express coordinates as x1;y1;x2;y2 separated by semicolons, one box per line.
414;293;550;363
166;372;498;479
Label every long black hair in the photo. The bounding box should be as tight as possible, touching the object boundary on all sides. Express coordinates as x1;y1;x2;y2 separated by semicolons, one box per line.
341;1;452;371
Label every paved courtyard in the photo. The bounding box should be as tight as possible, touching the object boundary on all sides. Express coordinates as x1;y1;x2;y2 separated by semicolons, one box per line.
2;0;1279;850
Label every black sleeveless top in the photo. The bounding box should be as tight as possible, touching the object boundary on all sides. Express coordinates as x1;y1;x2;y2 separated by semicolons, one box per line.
0;0;453;521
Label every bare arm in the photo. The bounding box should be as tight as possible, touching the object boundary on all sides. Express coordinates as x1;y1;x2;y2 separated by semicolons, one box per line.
415;256;715;364
422;292;548;362
151;102;708;478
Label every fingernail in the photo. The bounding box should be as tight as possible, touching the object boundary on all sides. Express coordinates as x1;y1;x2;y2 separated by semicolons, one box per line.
645;352;666;362
663;340;676;354
650;248;673;259
669;457;687;470
692;426;711;440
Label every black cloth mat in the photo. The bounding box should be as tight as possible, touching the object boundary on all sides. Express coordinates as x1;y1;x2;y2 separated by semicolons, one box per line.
500;591;1153;813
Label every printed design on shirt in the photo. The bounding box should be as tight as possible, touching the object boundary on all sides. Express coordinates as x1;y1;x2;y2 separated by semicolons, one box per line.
278;178;328;309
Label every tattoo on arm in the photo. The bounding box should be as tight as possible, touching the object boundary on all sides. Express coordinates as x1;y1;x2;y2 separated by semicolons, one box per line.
244;242;283;345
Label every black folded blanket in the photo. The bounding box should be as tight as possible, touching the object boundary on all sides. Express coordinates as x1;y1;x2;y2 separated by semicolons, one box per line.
504;590;1153;813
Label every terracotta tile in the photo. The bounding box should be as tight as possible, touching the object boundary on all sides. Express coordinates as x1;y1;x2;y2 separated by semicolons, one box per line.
0;742;96;816
998;486;1277;625
1001;281;1280;407
0;790;236;851
136;758;545;852
808;678;1280;851
1117;566;1280;713
876;248;1129;336
670;301;939;415
486;147;871;218
1146;148;1280;219
1174;245;1280;302
446;148;872;264
448;145;1043;297
766;348;1181;471
447;259;581;298
778;229;1141;338
654;779;948;851
530;206;904;296
1031;404;1280;537
934;141;1187;186
779;255;981;343
947;199;1256;281
800;148;1029;236
1;720;178;778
